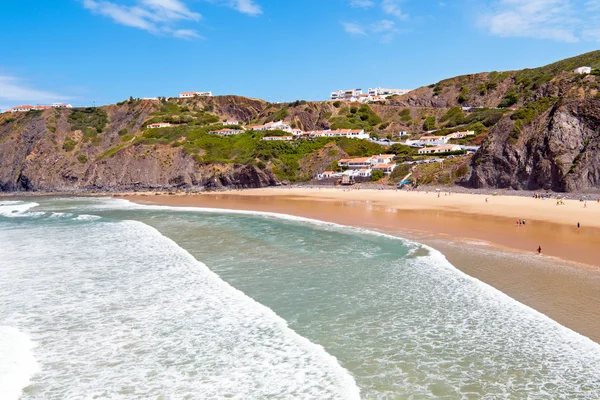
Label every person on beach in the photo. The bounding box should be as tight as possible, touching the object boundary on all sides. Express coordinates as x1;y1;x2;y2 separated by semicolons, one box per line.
537;246;542;254
577;222;580;229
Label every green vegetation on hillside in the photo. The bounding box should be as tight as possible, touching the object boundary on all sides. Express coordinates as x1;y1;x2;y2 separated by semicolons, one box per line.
329;104;382;130
509;97;558;142
69;108;108;133
136;122;388;182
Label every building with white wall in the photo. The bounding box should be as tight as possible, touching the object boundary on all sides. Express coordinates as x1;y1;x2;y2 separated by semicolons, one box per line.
208;128;243;136
262;136;294;141
179;91;212;98
574;67;592;74
147;122;173;129
330;89;363;101
368;87;411;97
417;145;461;154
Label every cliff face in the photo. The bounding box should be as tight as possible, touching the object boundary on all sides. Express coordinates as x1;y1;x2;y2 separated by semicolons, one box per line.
468;98;600;191
0;102;277;192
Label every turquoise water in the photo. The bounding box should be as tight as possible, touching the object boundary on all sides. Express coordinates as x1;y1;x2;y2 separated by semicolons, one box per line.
1;198;600;399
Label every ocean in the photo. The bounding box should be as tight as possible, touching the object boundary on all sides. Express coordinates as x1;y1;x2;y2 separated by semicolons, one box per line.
1;197;599;399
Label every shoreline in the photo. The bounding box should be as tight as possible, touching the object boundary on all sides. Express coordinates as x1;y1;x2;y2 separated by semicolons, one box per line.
120;188;600;344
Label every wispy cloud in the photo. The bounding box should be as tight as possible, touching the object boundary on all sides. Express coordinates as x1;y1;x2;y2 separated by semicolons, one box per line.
349;0;375;8
479;0;583;42
228;0;262;15
381;0;408;19
371;19;398;42
206;0;262;16
83;0;203;38
343;0;409;41
0;75;69;108
342;19;400;42
342;22;367;35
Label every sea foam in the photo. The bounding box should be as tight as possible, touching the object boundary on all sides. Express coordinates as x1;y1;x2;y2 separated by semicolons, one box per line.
0;214;360;399
0;327;39;400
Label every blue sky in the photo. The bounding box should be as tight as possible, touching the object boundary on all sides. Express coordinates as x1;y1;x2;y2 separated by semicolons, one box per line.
1;0;599;109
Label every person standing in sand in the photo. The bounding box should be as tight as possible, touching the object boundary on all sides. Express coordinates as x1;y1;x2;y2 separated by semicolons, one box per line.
537;246;542;254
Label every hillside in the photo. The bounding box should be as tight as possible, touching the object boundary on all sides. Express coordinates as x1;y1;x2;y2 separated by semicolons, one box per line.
1;50;600;192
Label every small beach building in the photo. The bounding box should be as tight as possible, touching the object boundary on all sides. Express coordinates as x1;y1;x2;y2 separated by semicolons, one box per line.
223;119;239;126
372;164;397;174
358;168;372;177
339;157;373;169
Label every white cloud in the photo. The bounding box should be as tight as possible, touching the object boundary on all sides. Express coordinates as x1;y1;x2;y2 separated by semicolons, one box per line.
342;22;367;35
371;19;398;42
0;76;69;107
349;0;375;8
229;0;262;15
480;0;583;42
171;29;204;39
382;0;408;19
206;0;262;16
342;19;401;42
83;0;202;38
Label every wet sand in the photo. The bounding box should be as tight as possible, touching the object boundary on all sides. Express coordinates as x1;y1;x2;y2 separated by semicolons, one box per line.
125;189;600;343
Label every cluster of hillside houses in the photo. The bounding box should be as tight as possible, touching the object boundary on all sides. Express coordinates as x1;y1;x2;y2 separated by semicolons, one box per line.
330;87;412;103
318;154;397;179
405;130;476;154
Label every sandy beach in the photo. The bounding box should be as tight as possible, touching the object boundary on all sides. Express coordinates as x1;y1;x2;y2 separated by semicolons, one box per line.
125;187;600;343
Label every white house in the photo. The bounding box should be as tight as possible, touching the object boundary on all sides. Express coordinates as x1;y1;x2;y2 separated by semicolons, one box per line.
9;105;34;113
574;67;592;75
420;135;449;143
358;168;372;177
368;87;411;97
372;164;397;174
371;154;395;165
223;119;239;126
147;122;173;129
338;157;373;169
249;120;292;132
318;170;342;180
51;103;72;108
330;88;363;102
179;91;212;98
208;128;243;136
445;130;476;140
262;136;294;141
312;129;369;140
417;145;461;154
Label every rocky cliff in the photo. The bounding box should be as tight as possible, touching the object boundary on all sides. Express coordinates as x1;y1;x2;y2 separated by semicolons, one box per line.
468;98;600;191
0;101;277;192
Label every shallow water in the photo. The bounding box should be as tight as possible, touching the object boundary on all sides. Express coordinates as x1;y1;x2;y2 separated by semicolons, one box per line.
1;198;600;399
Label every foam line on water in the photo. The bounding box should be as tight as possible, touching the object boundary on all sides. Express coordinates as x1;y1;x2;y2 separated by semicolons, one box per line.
107;198;600;350
0;327;39;400
0;201;40;217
